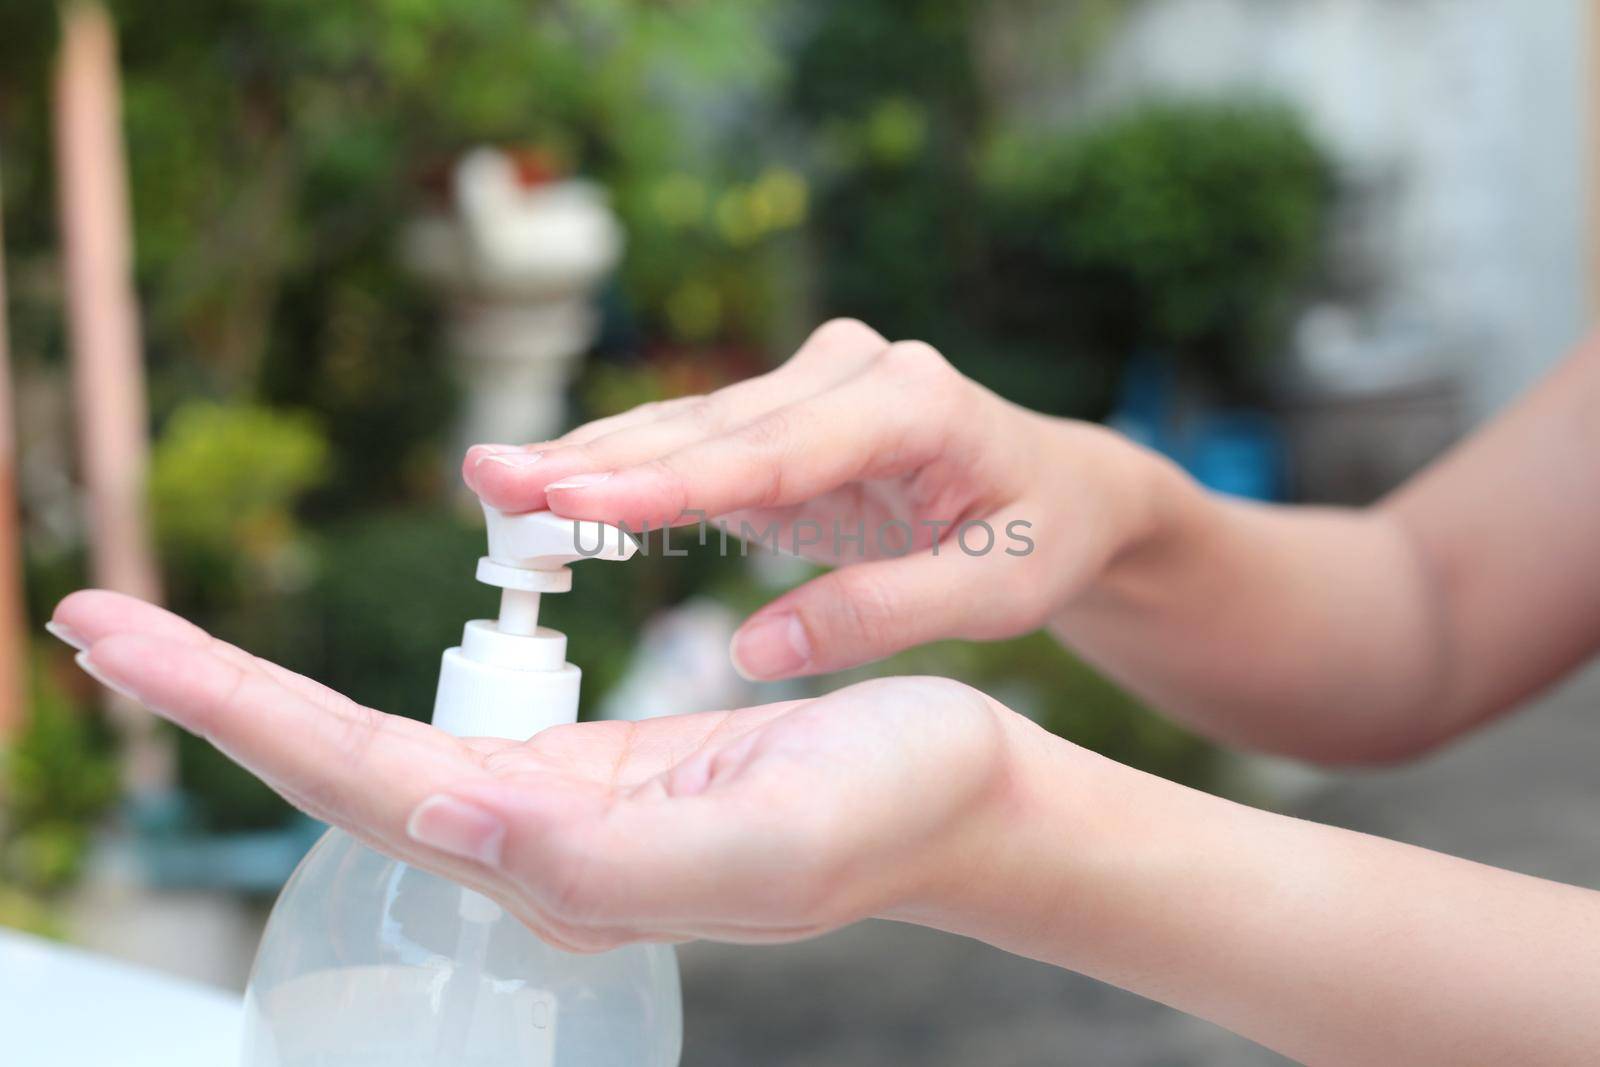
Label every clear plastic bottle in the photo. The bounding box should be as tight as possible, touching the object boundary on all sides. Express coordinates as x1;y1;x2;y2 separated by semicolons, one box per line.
240;509;683;1066
240;830;681;1066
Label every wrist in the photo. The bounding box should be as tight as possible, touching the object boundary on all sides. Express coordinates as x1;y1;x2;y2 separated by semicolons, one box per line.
886;711;1251;982
876;705;1129;938
1048;422;1215;616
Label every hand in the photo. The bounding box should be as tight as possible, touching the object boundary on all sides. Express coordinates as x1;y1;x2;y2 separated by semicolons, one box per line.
464;319;1174;681
52;590;1027;952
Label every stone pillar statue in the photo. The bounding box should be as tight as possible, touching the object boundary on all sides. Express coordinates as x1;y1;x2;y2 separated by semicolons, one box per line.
405;147;624;460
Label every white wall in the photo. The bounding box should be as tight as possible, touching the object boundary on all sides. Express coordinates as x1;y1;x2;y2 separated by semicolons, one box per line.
1065;0;1592;416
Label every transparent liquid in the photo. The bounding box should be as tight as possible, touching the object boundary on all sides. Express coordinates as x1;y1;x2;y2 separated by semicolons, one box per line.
241;829;682;1066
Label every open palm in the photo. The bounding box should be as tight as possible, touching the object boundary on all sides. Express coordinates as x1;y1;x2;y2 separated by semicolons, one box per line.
54;590;1016;951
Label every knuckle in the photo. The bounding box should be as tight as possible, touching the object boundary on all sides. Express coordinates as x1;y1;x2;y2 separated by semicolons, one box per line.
726;413;792;507
629;399;674;422
985;560;1046;632
330;705;383;774
875;341;968;428
681;394;724;431
803;318;888;359
637;457;692;516
548;439;597;471
194;651;249;742
878;339;952;383
730;408;792;453
825;567;901;642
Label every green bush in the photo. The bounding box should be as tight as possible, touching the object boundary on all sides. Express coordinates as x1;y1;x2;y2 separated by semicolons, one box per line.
286;509;496;722
150;401;330;611
985;99;1332;388
1;650;119;901
146;402;329;831
791;0;986;351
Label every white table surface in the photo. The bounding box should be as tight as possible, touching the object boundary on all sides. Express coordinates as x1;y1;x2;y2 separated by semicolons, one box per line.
0;926;243;1066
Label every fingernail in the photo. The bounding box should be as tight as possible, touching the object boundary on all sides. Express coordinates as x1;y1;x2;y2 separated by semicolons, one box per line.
74;651;142;704
545;471;612;492
478;450;545;472
464;446;529;491
46;620;87;651
464;443;518;469
407;796;506;866
730;612;811;680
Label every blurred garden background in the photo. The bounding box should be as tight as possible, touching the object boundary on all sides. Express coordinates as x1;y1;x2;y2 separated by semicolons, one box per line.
1;1;1595;1064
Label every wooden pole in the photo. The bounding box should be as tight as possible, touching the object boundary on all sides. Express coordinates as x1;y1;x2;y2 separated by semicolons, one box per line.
54;2;169;795
0;146;27;739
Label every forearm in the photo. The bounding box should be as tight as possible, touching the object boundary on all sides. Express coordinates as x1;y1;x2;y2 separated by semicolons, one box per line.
905;719;1600;1066
1051;447;1445;762
1050;340;1600;763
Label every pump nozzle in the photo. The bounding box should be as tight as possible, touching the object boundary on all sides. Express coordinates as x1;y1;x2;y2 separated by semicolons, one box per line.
477;506;639;635
484;507;639;571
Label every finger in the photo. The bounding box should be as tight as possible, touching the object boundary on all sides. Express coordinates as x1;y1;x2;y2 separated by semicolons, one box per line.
460;442;540;494
730;544;1035;679
53;589;347;712
544;342;969;529
53;588;219;650
72;627;665;952
72;631;617;949
466;318;890;512
78;632;475;837
555;395;701;447
549;323;887;462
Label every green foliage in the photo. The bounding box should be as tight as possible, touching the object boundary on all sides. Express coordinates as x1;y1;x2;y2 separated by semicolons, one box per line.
620;164;810;348
1;651;119;901
150;401;329;609
0;1;1321;851
283;509;495;722
985;99;1332;385
1;0;788;507
146;401;330;830
792;0;987;348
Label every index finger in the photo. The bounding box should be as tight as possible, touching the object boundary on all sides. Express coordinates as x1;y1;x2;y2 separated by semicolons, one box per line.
79;632;479;844
544;341;968;529
465;318;890;513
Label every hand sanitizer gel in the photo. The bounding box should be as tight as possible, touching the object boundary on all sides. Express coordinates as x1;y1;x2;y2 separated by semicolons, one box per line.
240;507;683;1066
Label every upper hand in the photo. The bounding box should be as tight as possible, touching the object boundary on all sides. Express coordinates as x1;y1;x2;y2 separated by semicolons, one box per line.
52;590;1024;953
464;320;1166;680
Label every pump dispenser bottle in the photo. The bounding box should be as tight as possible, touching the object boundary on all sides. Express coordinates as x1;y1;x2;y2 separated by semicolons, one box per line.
240;508;683;1067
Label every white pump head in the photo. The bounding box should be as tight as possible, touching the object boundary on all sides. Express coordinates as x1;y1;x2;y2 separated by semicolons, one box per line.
484;506;638;571
430;506;639;741
477;506;638;635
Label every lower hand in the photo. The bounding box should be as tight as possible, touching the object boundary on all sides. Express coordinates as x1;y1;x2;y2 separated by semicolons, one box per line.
52;590;1031;952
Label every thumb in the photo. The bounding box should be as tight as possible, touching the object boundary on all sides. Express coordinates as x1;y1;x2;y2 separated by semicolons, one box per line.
730;547;1032;679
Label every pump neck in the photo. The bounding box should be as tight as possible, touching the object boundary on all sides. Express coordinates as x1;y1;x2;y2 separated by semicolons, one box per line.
428;507;639;741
